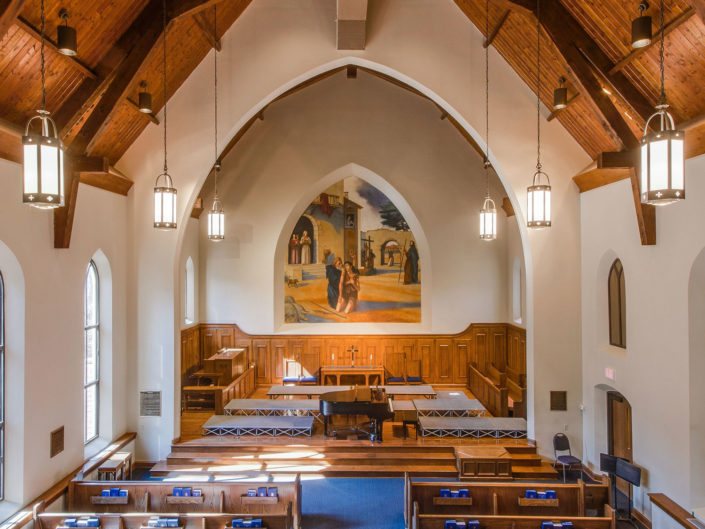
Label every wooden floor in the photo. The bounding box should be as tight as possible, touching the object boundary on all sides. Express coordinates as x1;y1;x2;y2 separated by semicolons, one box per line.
165;385;558;479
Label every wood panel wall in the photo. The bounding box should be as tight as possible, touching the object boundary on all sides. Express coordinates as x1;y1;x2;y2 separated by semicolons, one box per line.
180;323;526;387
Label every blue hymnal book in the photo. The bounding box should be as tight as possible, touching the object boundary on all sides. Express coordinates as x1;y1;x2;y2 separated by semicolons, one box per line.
444;521;456;529
467;521;480;529
87;519;99;528
110;487;120;497
440;488;451;498
546;490;556;499
541;522;553;529
231;519;243;528
459;489;469;498
456;522;466;529
526;489;537;499
256;487;267;497
118;490;128;497
251;520;262;528
173;487;182;497
166;519;179;528
554;524;563;529
101;490;110;497
537;491;547;499
182;487;192;497
267;487;278;497
76;520;88;528
64;519;78;528
193;489;202;497
562;523;573;528
451;490;460;498
241;521;252;528
157;519;167;527
247;489;256;497
147;518;159;527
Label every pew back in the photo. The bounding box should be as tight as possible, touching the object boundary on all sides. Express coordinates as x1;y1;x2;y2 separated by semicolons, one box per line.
68;477;301;529
36;510;293;529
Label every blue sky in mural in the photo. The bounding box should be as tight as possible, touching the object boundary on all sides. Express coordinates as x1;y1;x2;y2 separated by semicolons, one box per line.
346;176;407;233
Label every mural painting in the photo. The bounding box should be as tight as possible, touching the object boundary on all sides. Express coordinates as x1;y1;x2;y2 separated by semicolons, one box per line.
284;177;421;323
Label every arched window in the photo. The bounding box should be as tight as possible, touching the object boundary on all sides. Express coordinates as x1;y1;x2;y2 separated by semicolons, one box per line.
185;257;195;324
608;259;626;348
84;261;99;443
512;258;523;324
0;272;5;499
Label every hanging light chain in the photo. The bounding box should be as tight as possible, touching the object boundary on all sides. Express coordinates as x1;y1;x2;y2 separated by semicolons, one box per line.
40;0;46;111
536;0;542;173
658;0;666;105
485;0;491;199
162;0;168;174
213;4;219;197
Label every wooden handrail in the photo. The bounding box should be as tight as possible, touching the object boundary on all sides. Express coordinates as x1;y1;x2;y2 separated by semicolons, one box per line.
0;432;136;529
649;493;694;529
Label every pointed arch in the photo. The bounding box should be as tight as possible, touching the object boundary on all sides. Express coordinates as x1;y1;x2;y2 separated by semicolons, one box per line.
273;163;431;331
608;259;626;349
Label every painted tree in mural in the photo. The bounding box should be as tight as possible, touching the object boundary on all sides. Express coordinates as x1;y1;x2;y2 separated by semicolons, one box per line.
379;202;409;231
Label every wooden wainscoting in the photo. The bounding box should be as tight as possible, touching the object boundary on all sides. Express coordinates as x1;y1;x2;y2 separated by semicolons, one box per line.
181;323;527;416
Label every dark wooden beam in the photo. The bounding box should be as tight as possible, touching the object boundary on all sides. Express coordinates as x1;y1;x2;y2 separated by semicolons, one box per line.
609;8;694;75
484;10;510;48
689;0;705;24
501;196;515;217
126;98;160;125
69;0;164;156
14;15;97;79
539;0;658;125
169;0;226;21
191;197;203;219
629;167;655;246
490;0;535;16
53;167;79;249
347;65;358;79
0;0;25;41
573;166;631;193
73;156;134;195
193;11;221;51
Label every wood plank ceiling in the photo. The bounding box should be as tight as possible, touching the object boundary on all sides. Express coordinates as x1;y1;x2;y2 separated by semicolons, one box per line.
0;0;251;166
454;0;705;162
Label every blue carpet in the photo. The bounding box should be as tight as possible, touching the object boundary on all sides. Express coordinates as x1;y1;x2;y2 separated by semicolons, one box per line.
302;478;404;529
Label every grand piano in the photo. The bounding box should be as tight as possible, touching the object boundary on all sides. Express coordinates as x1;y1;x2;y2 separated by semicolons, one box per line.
319;386;394;442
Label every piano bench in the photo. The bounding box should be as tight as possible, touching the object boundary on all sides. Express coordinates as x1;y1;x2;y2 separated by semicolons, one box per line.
402;419;418;440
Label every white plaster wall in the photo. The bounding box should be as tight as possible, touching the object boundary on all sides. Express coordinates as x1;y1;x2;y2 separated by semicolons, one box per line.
0;158;129;504
198;71;510;333
580;153;705;516
119;0;587;459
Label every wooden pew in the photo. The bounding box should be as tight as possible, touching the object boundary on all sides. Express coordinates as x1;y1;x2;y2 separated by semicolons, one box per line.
411;502;616;529
466;363;508;417
67;476;302;529
404;475;611;527
35;511;293;529
485;364;506;388
182;366;256;413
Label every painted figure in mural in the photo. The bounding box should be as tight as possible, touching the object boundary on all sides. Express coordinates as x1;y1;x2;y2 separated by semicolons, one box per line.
387;247;395;266
289;234;300;264
404;240;420;284
300;231;312;265
348;248;359;273
337;261;360;313
325;257;343;309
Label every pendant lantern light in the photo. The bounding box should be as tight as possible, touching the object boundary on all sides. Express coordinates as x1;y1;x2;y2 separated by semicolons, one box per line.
480;0;496;241
553;76;568;110
631;2;652;49
154;0;177;230
22;0;65;209
208;6;225;241
138;81;153;114
57;9;77;56
640;0;684;206
527;0;551;229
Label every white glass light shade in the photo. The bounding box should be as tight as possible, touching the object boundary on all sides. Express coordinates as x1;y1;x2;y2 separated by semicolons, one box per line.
527;170;551;228
22;111;65;209
154;172;177;229
640;107;685;205
208;197;225;241
480;196;497;241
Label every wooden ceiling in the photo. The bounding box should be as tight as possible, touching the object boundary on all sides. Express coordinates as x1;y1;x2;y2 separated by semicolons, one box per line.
0;0;251;167
454;0;705;161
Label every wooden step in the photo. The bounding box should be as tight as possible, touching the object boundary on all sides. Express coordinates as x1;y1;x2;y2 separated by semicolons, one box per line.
507;453;543;466
511;462;559;479
166;450;457;465
149;460;459;478
503;445;539;454
169;443;457;454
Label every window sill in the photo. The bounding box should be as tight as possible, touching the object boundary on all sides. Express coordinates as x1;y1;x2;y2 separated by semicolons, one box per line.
0;501;23;526
84;436;109;460
599;344;627;359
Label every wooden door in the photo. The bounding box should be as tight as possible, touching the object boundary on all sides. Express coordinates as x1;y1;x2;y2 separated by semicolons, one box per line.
252;339;270;384
271;339;288;382
288;339;307;378
454;339;470;384
200;327;217;363
436;339;453;382
472;327;489;373
324;339;346;366
608;392;633;496
309;339;325;369
418;339;434;383
382;339;404;378
362;338;383;367
490;327;507;371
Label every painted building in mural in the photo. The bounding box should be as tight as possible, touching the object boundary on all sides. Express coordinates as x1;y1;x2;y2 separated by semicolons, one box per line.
284;176;421;323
